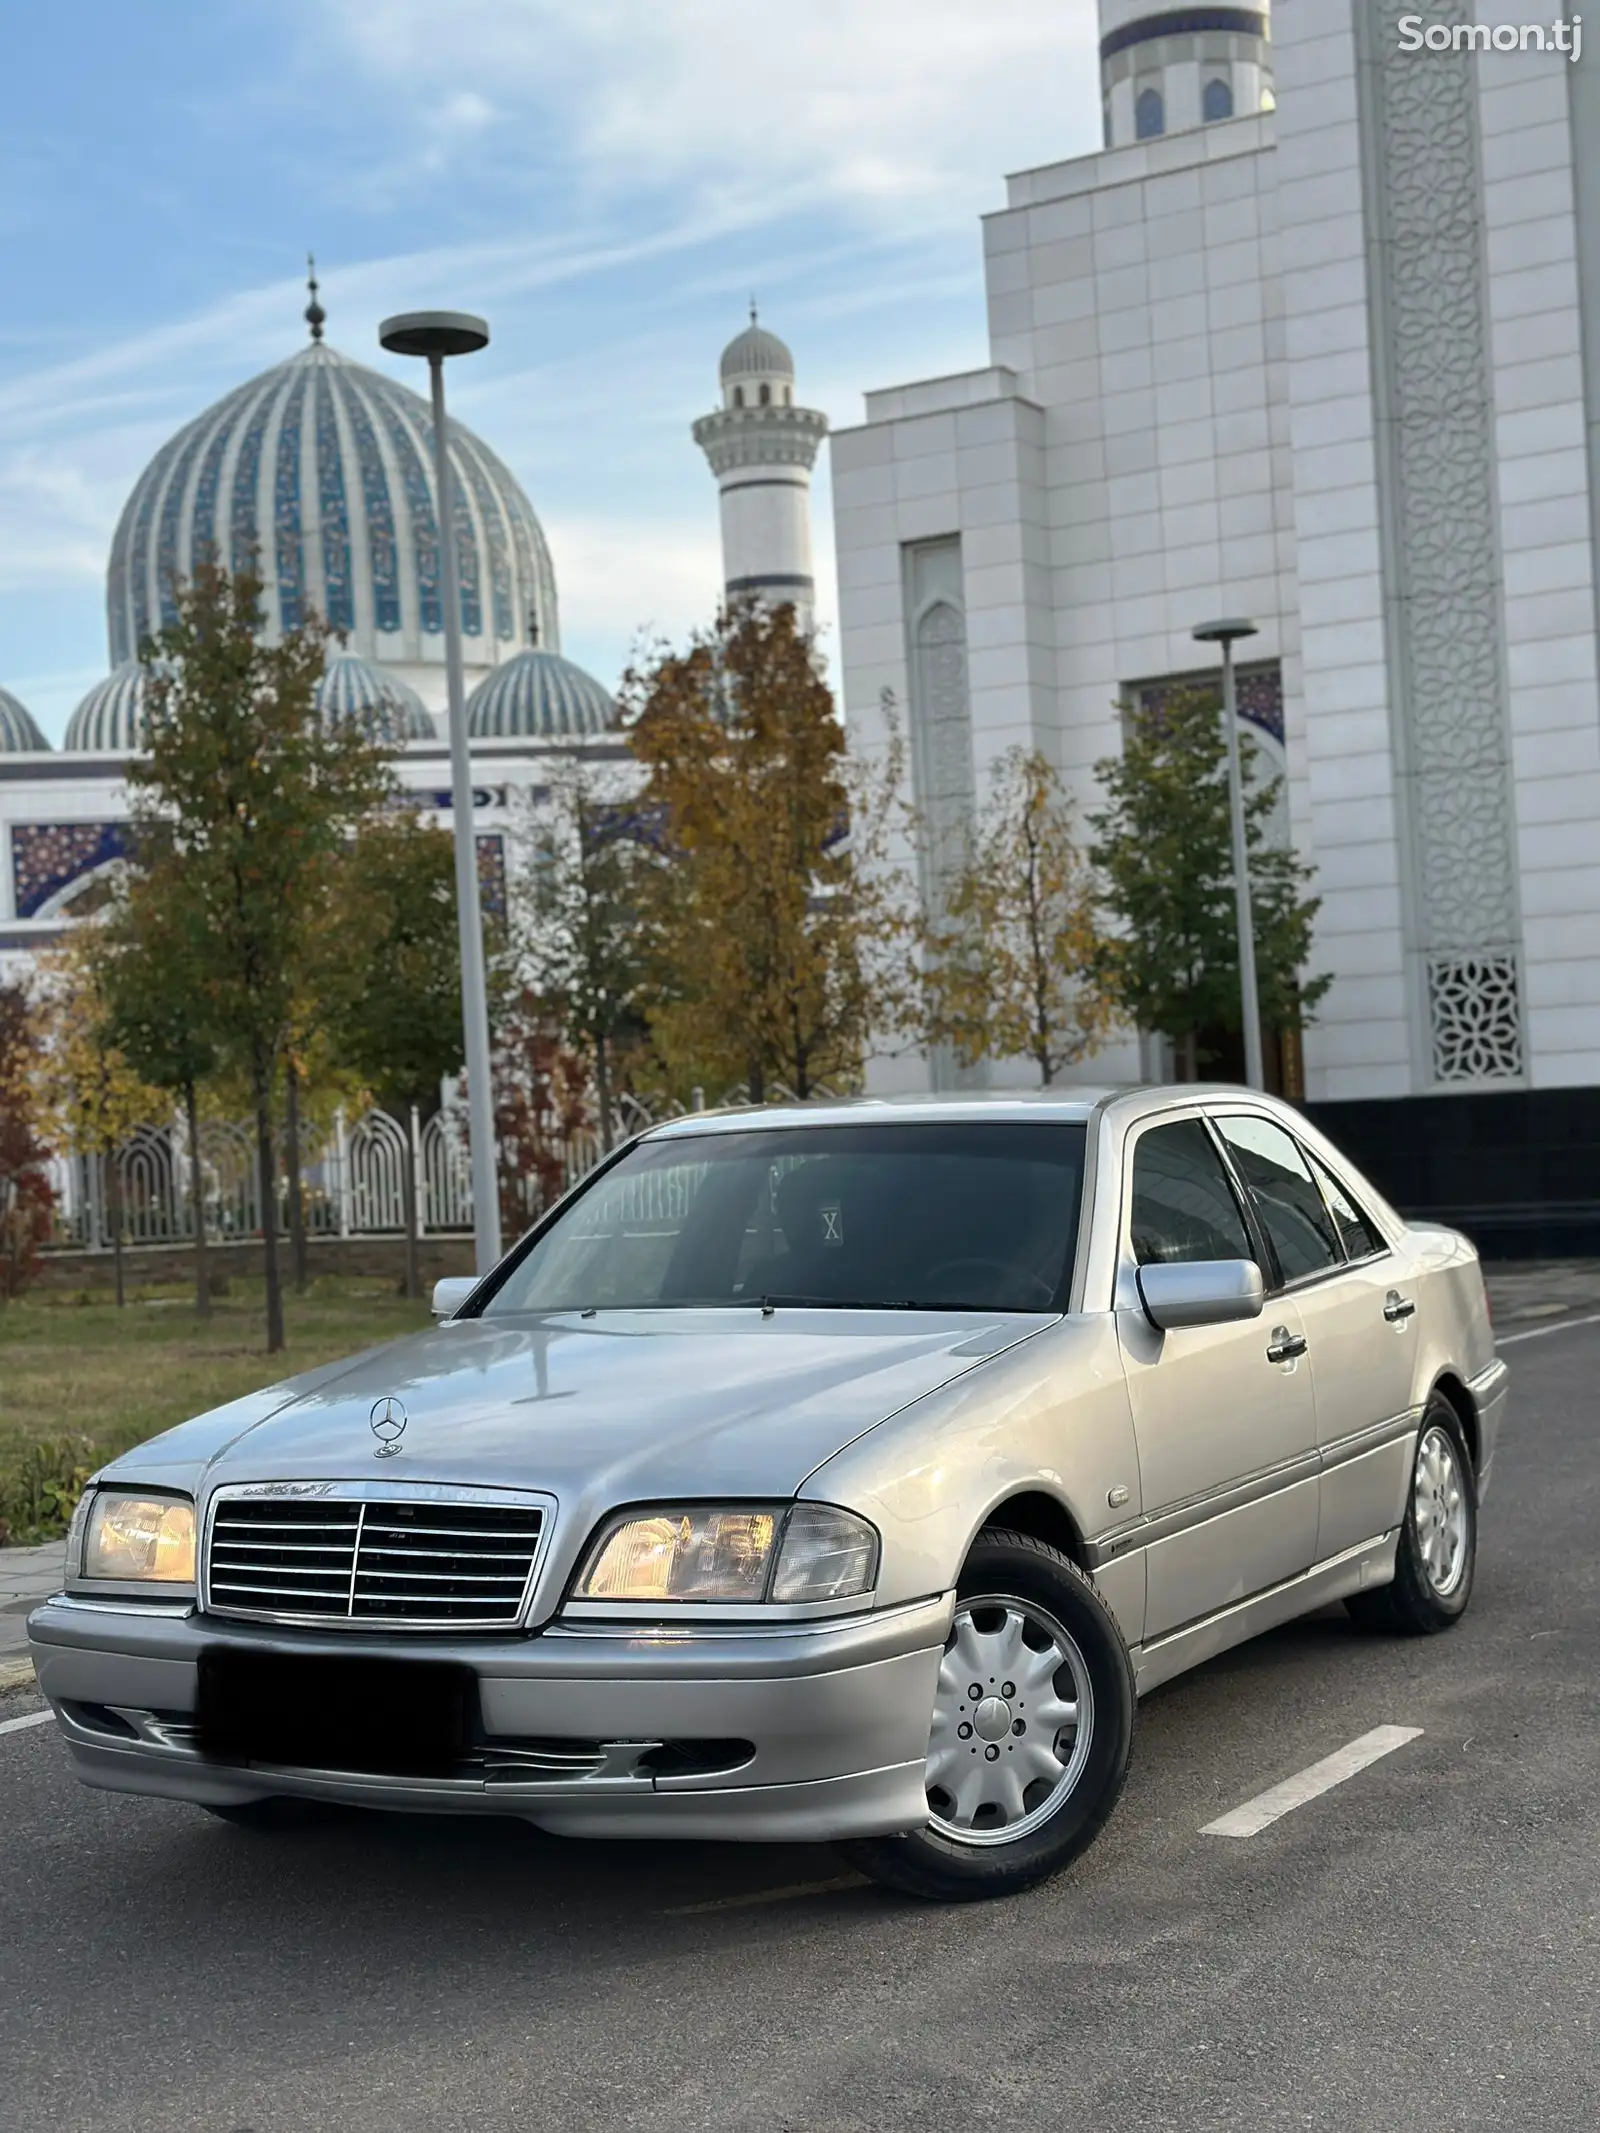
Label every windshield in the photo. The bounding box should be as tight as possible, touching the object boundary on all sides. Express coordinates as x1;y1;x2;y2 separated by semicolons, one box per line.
482;1122;1086;1316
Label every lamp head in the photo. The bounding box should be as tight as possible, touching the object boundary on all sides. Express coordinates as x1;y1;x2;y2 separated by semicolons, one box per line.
1192;617;1260;647
378;310;490;360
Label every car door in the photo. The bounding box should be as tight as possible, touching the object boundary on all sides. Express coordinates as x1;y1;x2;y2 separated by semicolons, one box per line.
1212;1114;1419;1565
1116;1114;1320;1642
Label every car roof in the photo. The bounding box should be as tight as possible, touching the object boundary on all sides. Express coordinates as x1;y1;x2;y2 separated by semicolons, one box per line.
640;1084;1322;1144
644;1088;1130;1139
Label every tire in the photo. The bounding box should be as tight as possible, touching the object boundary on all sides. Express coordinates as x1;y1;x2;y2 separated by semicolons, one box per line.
1347;1394;1477;1636
842;1531;1136;1902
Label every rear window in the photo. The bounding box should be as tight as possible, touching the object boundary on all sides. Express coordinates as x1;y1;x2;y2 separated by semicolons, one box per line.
482;1122;1087;1316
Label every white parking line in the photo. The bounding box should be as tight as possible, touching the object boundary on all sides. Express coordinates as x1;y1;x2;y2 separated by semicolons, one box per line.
1497;1311;1600;1347
1201;1725;1423;1838
0;1709;53;1740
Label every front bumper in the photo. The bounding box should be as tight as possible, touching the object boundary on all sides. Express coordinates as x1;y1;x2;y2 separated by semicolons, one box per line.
27;1593;952;1844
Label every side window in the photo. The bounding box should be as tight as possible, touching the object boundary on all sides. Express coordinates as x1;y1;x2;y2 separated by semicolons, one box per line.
1129;1120;1253;1267
1216;1116;1342;1283
1306;1151;1385;1262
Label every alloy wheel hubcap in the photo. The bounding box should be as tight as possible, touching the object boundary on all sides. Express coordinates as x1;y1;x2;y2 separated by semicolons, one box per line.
925;1595;1093;1847
1414;1423;1469;1597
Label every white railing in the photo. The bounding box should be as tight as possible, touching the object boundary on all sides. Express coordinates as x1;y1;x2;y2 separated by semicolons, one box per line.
42;1081;840;1253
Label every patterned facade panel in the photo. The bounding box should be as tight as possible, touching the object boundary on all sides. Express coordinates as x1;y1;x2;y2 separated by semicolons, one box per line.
12;821;130;919
477;436;560;651
1365;0;1524;1082
155;419;210;632
378;395;443;635
476;832;507;921
342;374;402;636
457;433;516;642
229;381;273;582
315;368;355;634
273;369;310;632
422;418;484;640
189;385;249;573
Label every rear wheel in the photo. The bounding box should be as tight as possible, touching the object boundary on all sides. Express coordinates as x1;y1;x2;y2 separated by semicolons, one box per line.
842;1532;1135;1902
1347;1395;1476;1635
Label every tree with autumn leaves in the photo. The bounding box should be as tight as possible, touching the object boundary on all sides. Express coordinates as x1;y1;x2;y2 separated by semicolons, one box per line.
624;603;913;1102
921;749;1111;1086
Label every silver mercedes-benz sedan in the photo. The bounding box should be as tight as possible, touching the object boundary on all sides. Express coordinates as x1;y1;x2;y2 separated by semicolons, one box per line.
29;1088;1507;1901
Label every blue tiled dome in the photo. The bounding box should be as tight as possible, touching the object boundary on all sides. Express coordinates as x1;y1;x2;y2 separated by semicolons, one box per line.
105;342;559;679
0;686;48;752
466;648;615;741
316;654;435;741
64;662;149;752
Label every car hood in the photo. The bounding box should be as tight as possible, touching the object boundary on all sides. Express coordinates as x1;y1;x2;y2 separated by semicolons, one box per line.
150;1309;1044;1511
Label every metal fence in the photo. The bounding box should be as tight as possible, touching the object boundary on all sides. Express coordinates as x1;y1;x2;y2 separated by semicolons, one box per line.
42;1084;834;1254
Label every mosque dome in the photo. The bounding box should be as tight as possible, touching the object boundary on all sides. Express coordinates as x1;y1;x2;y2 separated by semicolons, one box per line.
64;661;149;753
0;686;49;752
105;332;559;682
465;647;615;741
316;653;435;741
719;319;794;382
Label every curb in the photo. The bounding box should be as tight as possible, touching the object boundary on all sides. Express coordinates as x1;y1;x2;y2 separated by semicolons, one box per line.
0;1657;37;1695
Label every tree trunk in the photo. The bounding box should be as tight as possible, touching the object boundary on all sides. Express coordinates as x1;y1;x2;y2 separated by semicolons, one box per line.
747;1058;765;1106
401;1112;420;1303
109;1153;125;1309
284;1058;308;1295
595;1035;613;1154
253;1057;284;1354
185;1078;210;1321
1181;1030;1198;1083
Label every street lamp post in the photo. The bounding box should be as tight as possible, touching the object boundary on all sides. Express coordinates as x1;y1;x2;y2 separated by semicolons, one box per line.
379;310;503;1271
1193;618;1264;1091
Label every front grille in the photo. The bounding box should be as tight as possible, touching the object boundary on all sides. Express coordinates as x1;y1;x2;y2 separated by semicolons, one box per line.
206;1494;546;1628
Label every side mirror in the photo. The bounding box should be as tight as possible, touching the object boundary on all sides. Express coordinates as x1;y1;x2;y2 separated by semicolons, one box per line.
431;1275;478;1319
1136;1258;1264;1332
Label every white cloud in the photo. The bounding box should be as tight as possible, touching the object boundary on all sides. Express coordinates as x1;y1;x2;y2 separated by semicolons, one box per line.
300;0;1102;225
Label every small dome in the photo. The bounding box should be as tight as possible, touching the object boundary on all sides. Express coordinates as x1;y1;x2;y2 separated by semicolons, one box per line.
0;686;49;752
316;654;435;741
65;661;149;752
466;648;615;740
720;322;794;382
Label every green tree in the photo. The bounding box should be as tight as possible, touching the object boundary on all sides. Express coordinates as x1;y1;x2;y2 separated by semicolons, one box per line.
516;766;654;1149
89;837;221;1317
625;603;912;1102
921;749;1112;1085
129;560;390;1352
1088;686;1329;1079
325;811;468;1300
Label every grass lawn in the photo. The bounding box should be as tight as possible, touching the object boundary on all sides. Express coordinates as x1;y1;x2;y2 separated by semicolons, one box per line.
0;1275;434;1536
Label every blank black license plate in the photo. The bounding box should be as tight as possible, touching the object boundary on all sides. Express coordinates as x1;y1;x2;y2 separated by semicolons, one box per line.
196;1650;475;1777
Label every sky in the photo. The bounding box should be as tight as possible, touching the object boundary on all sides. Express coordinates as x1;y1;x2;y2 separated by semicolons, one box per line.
0;0;1103;742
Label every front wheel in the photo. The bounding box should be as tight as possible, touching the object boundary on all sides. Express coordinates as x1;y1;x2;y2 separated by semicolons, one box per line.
842;1532;1135;1902
1347;1396;1477;1635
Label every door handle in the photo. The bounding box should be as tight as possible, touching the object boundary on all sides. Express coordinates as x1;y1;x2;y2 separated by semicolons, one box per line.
1266;1325;1309;1364
1384;1292;1417;1324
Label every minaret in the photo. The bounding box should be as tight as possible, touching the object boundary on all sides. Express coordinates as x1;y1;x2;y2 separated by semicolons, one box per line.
1100;0;1272;148
692;309;828;629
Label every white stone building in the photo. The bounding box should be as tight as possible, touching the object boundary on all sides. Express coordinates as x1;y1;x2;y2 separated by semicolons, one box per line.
830;0;1600;1253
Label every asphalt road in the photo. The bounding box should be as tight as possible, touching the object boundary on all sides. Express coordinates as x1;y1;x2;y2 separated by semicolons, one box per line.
2;1320;1597;2133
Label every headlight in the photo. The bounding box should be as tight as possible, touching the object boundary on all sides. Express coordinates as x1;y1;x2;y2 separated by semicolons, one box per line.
574;1502;879;1606
81;1492;196;1584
